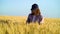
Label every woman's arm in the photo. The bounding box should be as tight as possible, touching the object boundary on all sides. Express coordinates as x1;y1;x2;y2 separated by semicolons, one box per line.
26;14;31;23
38;15;43;24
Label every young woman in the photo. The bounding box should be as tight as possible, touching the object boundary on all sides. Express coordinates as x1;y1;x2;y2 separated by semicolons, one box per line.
26;4;43;24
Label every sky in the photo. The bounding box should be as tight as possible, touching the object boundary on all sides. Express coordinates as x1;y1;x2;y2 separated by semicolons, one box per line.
0;0;60;18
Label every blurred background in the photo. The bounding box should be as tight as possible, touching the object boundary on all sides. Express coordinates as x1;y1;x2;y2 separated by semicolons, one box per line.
0;0;60;18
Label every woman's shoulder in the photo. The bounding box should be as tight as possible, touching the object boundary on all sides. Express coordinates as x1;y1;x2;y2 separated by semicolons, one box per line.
28;13;33;16
37;15;43;20
38;15;43;17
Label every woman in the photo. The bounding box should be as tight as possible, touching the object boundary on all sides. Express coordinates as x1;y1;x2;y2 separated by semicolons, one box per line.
26;4;43;24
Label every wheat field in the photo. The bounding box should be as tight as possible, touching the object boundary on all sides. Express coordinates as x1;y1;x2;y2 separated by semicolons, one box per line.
0;16;60;34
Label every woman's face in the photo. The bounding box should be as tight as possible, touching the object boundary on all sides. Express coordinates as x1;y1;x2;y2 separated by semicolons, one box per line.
31;8;40;15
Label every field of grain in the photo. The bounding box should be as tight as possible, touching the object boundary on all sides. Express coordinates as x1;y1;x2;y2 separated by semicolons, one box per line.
0;16;60;34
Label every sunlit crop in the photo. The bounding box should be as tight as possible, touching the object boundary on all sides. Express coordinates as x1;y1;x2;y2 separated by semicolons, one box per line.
0;16;60;34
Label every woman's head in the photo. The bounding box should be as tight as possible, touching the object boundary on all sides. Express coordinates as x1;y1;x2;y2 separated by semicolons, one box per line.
31;4;41;15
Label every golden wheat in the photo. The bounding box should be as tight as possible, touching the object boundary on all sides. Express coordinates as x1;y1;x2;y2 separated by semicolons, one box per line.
0;16;60;34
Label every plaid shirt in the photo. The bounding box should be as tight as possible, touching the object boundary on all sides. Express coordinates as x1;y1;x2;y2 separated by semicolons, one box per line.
26;14;43;23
